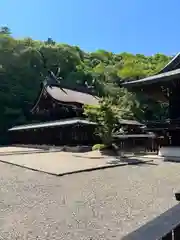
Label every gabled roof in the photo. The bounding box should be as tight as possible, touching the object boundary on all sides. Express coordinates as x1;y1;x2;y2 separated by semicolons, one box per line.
121;52;180;88
46;86;99;106
31;83;99;113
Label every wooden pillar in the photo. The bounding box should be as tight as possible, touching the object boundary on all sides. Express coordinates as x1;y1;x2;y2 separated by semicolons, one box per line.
174;225;180;240
169;79;180;146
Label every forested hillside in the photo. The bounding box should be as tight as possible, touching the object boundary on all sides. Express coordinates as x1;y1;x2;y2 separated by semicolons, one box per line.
0;26;171;132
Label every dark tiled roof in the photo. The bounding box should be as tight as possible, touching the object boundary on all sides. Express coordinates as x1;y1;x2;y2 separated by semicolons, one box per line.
46;86;99;106
121;68;180;88
159;52;180;74
121;52;180;88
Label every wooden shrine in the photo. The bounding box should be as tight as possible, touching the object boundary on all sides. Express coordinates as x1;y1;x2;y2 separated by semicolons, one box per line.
30;81;99;122
121;52;180;160
8;50;154;147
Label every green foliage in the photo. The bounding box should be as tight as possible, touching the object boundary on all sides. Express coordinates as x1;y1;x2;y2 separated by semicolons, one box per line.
0;26;11;35
92;144;106;151
84;87;143;145
84;97;126;145
0;26;171;139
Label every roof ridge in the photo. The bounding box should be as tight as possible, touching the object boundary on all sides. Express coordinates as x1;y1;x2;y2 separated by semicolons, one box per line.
47;83;97;96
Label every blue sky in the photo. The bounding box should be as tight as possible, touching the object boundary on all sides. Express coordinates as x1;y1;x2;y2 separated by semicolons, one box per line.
1;0;180;55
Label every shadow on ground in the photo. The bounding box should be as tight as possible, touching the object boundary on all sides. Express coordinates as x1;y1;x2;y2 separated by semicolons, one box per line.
164;159;180;163
107;157;158;166
0;149;64;156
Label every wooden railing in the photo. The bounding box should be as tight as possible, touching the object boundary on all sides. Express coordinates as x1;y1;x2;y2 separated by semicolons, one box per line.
115;135;159;154
122;195;180;240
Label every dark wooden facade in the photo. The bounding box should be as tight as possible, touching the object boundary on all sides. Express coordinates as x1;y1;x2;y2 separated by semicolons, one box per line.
9;70;154;147
9;120;100;146
118;119;144;134
122;52;180;147
8;74;100;146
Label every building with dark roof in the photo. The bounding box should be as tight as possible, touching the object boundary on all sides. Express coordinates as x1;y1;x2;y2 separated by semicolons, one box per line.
8;70;100;145
8;119;99;146
8;64;149;146
121;53;180;102
30;80;99;122
121;52;180;159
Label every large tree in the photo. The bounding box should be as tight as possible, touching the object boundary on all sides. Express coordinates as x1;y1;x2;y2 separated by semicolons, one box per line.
0;26;171;140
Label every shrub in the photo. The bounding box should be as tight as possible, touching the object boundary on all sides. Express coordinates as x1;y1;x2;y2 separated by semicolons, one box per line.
92;144;106;151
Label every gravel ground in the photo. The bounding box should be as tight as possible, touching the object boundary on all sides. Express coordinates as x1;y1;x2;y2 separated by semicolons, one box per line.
0;160;180;240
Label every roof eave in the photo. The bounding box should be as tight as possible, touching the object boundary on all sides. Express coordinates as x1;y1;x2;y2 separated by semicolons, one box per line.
8;119;97;131
121;69;180;88
158;52;180;74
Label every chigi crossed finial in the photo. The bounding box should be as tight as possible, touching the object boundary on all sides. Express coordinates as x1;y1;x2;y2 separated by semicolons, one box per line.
36;49;67;94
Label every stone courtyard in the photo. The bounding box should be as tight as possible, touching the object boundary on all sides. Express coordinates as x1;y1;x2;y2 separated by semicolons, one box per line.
0;146;179;239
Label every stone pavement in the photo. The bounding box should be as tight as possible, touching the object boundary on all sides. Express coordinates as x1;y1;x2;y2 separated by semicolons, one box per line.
0;158;180;239
0;147;155;175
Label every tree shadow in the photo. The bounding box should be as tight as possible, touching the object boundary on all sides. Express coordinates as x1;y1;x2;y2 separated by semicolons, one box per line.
164;158;180;163
106;157;158;166
0;149;55;156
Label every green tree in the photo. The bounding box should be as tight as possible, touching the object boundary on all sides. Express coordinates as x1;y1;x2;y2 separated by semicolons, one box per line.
84;97;120;146
84;88;141;147
45;37;56;45
0;25;172;141
0;26;11;35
